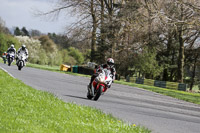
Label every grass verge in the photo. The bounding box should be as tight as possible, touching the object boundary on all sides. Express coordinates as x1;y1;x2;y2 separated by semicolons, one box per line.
26;63;200;105
0;69;150;133
114;80;200;105
27;63;90;77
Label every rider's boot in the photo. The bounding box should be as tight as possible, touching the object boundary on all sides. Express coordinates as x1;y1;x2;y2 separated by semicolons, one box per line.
88;82;92;95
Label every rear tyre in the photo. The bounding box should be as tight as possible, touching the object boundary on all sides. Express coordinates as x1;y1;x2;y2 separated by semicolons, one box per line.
87;85;93;99
93;85;103;101
87;92;93;99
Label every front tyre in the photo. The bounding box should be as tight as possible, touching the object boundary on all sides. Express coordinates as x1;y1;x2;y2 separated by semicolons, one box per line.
18;61;23;71
93;85;103;101
8;58;11;66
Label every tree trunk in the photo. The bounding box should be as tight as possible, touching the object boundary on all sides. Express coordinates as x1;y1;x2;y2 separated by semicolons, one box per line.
90;0;97;62
177;5;184;83
177;27;184;83
99;0;106;63
104;0;114;58
190;54;198;91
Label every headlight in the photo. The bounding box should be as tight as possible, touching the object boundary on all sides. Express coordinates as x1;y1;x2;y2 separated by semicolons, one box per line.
99;77;104;83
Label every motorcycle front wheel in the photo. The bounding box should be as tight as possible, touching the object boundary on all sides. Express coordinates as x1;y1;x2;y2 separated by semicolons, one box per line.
8;58;11;66
18;61;23;71
93;85;103;101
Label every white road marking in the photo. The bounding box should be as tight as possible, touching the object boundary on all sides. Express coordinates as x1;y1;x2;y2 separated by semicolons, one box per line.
0;65;15;78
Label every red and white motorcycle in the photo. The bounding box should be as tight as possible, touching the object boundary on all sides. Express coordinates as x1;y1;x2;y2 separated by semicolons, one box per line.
87;68;113;101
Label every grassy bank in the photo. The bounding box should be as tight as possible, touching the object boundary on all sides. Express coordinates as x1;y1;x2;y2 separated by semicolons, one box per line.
0;69;150;133
26;63;200;105
114;80;200;105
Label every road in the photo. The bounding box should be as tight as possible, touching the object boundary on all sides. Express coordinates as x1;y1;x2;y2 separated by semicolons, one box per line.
1;63;200;133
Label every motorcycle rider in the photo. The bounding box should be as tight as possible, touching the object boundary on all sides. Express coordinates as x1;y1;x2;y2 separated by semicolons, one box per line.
16;44;29;65
88;58;116;89
7;44;16;57
2;52;7;64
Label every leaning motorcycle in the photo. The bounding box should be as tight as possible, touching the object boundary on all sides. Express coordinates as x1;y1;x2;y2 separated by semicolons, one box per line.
17;53;26;71
7;52;15;66
87;68;113;101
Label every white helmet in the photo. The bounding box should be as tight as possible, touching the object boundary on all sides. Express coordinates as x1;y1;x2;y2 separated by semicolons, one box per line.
107;58;114;67
22;44;26;50
11;44;14;48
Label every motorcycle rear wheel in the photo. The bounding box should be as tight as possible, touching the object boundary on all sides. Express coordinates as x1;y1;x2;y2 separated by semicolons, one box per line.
87;85;93;99
87;92;93;99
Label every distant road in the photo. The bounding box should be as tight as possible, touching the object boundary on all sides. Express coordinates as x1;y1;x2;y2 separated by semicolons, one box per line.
1;63;200;133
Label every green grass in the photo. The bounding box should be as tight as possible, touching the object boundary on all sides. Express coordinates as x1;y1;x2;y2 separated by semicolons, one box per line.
27;63;90;77
0;69;150;133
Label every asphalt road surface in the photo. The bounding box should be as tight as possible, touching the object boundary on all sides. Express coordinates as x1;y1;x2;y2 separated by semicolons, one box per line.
1;63;200;133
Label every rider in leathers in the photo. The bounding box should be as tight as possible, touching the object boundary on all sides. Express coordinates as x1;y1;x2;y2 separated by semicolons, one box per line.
16;44;29;65
7;44;16;57
89;58;116;89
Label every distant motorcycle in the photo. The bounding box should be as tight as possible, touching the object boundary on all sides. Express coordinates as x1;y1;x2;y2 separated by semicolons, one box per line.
2;55;7;64
87;68;113;101
7;52;15;66
17;53;26;70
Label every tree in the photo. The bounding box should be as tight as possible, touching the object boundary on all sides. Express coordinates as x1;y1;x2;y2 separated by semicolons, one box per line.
21;27;30;36
155;0;200;83
35;0;200;86
68;47;84;64
39;35;57;53
14;27;22;36
135;47;163;79
30;29;42;37
0;17;10;34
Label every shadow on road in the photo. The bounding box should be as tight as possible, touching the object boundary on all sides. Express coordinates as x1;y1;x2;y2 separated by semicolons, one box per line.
64;94;89;100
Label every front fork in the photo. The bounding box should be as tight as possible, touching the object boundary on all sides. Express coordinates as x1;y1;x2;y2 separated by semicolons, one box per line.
95;83;107;93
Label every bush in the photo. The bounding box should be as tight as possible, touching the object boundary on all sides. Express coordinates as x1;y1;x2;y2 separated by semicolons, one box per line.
0;33;20;55
68;47;84;65
15;36;41;64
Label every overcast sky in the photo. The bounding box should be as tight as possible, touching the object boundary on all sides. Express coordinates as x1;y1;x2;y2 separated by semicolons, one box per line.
0;0;75;34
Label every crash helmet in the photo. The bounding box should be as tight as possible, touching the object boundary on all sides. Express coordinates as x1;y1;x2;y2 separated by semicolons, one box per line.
22;44;26;50
107;58;114;67
11;44;14;48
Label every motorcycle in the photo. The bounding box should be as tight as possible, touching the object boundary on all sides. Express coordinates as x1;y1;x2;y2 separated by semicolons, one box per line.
7;52;15;66
2;55;7;64
87;68;113;101
17;53;26;71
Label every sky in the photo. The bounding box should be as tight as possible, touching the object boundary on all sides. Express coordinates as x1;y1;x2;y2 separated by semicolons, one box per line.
0;0;75;34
